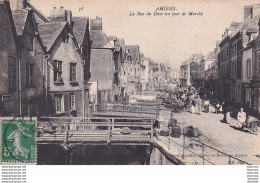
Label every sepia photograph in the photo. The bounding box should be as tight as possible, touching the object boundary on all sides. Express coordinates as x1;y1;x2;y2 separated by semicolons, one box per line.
0;0;260;168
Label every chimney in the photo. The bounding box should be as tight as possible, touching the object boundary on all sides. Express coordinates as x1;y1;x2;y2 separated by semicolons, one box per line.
90;17;102;30
9;0;27;11
252;4;260;18
50;6;73;25
65;10;72;23
50;7;57;21
244;5;252;20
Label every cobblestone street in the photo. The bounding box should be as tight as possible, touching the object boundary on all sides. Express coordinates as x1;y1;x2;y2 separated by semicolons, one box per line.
158;106;260;164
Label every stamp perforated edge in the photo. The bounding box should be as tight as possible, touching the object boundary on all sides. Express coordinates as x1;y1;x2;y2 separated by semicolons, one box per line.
0;117;37;165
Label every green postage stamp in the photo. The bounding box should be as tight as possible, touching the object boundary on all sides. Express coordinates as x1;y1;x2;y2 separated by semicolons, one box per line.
1;118;37;164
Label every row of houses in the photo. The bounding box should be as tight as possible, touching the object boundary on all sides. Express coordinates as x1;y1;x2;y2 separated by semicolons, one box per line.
180;4;260;116
180;53;217;89
0;0;175;117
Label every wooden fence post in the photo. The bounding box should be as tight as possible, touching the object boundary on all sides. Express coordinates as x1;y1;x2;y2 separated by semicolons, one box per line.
151;119;154;142
107;119;111;144
112;118;115;131
202;144;205;165
64;123;69;144
182;131;185;159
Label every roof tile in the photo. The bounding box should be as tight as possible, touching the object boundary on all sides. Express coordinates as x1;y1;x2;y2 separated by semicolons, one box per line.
38;22;66;51
12;10;28;35
73;16;89;45
124;45;140;60
90;30;113;49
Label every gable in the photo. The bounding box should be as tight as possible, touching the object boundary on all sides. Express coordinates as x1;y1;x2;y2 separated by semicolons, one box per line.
12;9;28;36
24;11;37;35
0;1;17;51
38;22;67;51
73;17;90;46
38;22;80;54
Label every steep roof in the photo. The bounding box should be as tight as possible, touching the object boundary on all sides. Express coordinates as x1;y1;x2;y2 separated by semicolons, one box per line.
73;16;89;45
124;45;140;60
12;9;28;35
38;22;67;51
90;30;113;49
0;1;17;36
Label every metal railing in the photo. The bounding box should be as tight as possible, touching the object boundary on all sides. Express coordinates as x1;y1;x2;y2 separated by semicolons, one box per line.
37;117;155;145
159;122;251;165
96;103;161;119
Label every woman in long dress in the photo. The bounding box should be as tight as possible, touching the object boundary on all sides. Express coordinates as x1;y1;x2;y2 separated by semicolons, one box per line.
204;99;210;113
191;99;196;114
7;124;31;159
237;108;246;129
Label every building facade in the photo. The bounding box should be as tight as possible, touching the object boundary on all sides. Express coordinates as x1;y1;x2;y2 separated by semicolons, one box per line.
180;61;190;87
13;9;46;117
89;17;115;105
0;1;19;116
250;23;260;114
38;22;85;117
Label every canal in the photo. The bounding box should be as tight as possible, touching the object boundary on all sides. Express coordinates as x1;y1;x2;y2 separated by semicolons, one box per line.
37;145;150;165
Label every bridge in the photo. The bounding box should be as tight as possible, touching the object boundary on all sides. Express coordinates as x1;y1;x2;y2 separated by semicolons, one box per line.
93;101;161;119
37;116;155;146
37;102;160;146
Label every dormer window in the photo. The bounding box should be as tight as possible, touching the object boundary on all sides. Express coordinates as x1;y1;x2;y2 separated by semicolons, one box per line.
62;33;69;43
26;33;33;51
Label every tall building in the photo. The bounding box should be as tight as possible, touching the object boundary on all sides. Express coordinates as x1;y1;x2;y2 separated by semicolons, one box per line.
89;17;115;104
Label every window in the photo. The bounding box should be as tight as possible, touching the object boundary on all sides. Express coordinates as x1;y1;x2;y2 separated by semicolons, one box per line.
246;59;252;78
54;94;64;113
70;93;75;111
54;61;63;83
8;56;16;92
26;33;33;51
70;63;77;82
26;63;34;87
62;33;69;43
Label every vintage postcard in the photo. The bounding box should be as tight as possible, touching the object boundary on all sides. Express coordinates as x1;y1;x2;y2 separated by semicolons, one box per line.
0;0;260;166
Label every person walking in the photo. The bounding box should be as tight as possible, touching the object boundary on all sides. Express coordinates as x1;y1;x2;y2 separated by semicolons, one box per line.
185;97;190;110
204;99;210;113
215;100;220;114
197;96;202;115
191;99;196;114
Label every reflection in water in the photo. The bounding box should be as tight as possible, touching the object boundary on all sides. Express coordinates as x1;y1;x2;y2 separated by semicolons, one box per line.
37;145;149;165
